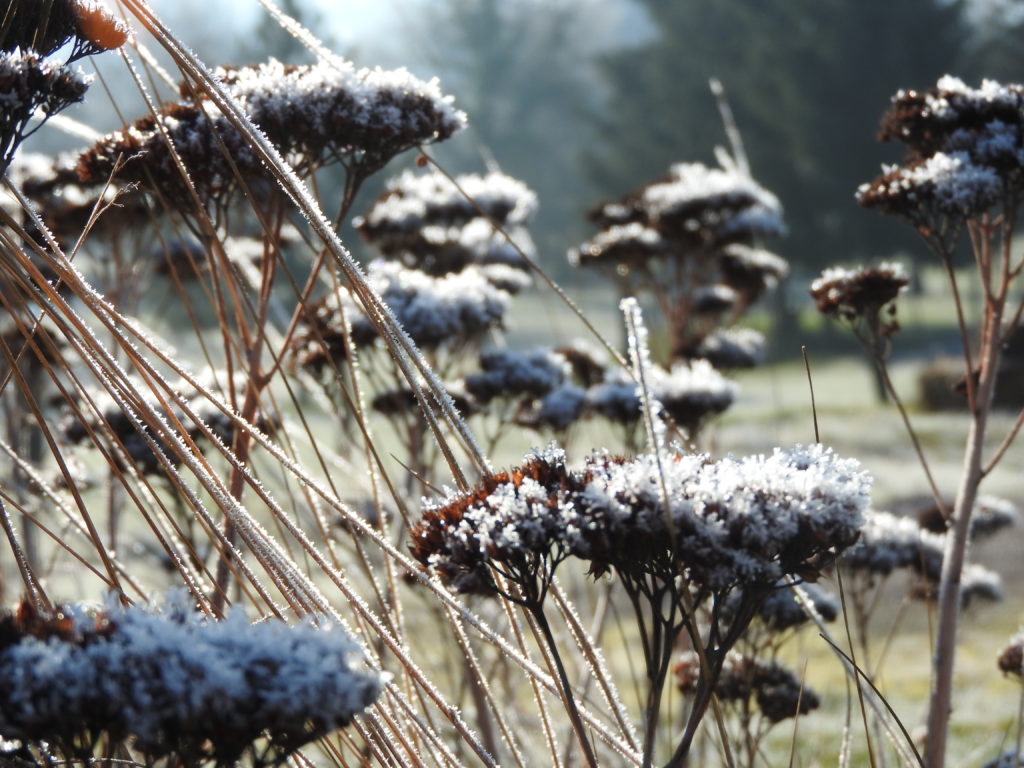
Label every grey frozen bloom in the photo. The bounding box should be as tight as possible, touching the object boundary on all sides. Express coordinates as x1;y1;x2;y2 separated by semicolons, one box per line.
694;327;767;369
0;596;382;765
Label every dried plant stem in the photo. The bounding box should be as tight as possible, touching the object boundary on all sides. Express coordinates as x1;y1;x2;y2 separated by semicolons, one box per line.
924;299;1003;767
836;568;878;768
528;603;600;768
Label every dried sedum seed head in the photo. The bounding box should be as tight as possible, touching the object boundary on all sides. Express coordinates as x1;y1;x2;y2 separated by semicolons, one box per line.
0;596;382;765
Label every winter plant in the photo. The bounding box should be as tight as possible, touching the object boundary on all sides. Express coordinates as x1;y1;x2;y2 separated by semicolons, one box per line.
1;2;1022;767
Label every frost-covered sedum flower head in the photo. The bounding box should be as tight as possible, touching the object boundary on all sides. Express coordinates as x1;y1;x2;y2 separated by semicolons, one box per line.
810;262;909;324
573;444;869;589
355;169;537;275
0;53;91;172
858;77;1024;225
410;446;578;597
0;596;382;765
315;261;513;351
78;58;466;210
413;443;870;598
675;652;821;724
586;161;786;251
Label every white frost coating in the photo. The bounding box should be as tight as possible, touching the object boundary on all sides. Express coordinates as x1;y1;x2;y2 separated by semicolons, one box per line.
0;596;383;751
642;162;785;234
338;261;512;347
925;75;1024;119
215;58;466;145
575;444;870;589
695;327;767;368
904;152;1001;214
360;169;536;229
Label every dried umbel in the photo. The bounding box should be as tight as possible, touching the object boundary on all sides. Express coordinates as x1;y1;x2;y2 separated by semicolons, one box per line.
0;596;382;767
293;261;514;373
356;169;536;274
464;347;568;404
998;631;1024;677
0;52;90;172
570;222;668;271
0;2;126;173
418;440;868;603
0;0;128;61
591;162;786;249
574;155;787;378
571;444;869;589
718;244;790;308
914;494;1018;540
693;327;767;370
839;509;1003;607
858;77;1024;230
78;58;467;214
810;262;909;322
675;652;820;724
723;580;840;634
409;446;579;597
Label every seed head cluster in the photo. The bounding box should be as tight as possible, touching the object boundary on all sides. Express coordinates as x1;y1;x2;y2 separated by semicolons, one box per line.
412;443;869;597
858;76;1024;225
77;59;466;211
675;652;820;724
0;596;381;767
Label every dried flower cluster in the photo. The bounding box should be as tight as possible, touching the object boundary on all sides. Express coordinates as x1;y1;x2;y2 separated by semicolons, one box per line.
810;262;909;322
839;508;1003;607
571;156;786;433
0;1;126;172
858;76;1024;228
60;375;277;476
998;630;1024;677
355;169;536;275
293;261;513;372
412;443;869;597
410;446;578;597
0;596;382;767
675;652;820;724
810;261;909;340
724;580;840;635
77;59;466;211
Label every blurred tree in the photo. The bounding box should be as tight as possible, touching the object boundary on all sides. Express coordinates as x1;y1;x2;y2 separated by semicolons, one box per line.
960;0;1024;81
405;0;635;278
587;0;967;274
